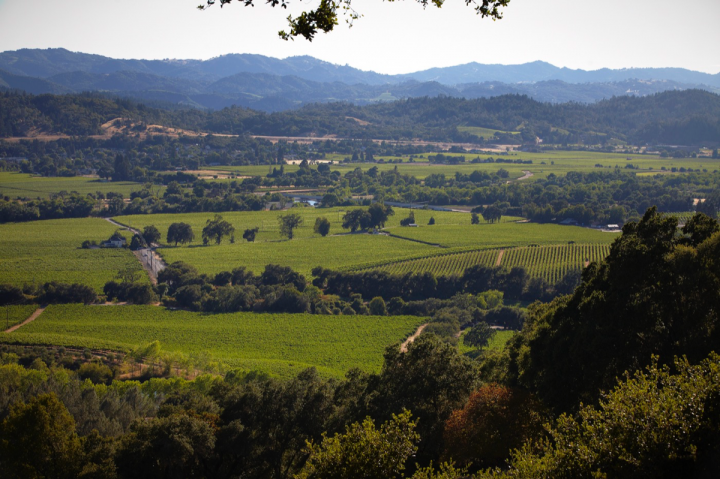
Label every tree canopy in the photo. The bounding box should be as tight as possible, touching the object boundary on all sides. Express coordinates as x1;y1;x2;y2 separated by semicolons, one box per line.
278;212;303;239
202;214;235;245
504;208;720;412
198;0;510;41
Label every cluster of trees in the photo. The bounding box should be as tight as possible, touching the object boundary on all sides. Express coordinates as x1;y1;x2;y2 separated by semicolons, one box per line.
499;208;720;412
0;281;98;305
0;193;95;223
4;89;720;150
103;269;157;305
312;263;581;305
0;335;484;478
3;332;720;478
152;262;420;316
341;203;394;231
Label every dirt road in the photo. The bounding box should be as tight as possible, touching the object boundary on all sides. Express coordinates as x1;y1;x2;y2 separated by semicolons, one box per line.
4;306;46;333
507;170;534;184
401;324;428;352
104;218;166;283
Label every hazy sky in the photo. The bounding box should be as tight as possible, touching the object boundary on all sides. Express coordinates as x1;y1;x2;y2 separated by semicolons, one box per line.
0;0;718;74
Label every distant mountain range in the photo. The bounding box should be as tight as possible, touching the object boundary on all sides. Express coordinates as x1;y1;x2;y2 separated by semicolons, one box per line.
1;48;719;112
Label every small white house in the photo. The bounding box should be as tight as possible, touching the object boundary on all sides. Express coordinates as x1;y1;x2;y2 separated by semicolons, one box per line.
101;237;127;248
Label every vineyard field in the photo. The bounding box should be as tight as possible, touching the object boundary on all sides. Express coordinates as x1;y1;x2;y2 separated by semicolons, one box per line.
158;233;439;278
361;248;501;276
384;221;618;249
0;218;147;292
500;243;611;283
355;243;612;283
1;304;424;378
120;207;491;245
1;304;38;330
0;172;149;199
203;150;706;182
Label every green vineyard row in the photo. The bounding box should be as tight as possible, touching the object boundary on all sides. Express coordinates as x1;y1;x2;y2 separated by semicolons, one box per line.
358;243;612;283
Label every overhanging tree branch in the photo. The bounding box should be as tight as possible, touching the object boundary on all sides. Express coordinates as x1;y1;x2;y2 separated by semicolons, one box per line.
198;0;510;41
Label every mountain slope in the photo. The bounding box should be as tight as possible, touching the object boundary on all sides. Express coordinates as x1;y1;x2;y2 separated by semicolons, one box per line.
0;68;71;94
3;48;718;87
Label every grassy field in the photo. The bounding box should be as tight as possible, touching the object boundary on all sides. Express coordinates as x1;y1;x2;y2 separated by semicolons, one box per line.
1;304;39;330
0;172;148;199
0;218;147;292
0;304;424;378
384;221;619;249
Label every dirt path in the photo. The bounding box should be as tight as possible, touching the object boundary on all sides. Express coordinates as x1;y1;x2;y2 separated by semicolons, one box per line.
134;249;166;285
104;217;140;235
401;323;428;352
5;306;46;333
496;249;505;266
507;170;534;184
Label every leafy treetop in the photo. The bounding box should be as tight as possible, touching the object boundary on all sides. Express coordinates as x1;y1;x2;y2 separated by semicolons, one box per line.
198;0;510;41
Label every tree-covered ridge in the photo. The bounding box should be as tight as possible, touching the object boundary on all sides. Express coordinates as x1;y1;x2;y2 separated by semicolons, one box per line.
2;89;720;145
501;209;720;412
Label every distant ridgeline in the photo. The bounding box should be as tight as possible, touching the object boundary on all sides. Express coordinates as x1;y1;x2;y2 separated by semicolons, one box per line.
1;48;719;111
1;89;720;146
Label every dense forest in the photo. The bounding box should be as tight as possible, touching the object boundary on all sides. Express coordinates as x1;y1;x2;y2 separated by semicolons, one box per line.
2;89;720;145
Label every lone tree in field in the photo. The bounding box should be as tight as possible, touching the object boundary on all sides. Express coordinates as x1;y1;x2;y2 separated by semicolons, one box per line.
342;209;372;232
279;212;303;239
198;0;509;41
314;217;331;237
400;211;416;226
142;225;161;244
463;321;496;349
167;222;194;246
243;227;259;242
482;204;503;223
202;214;235;245
368;203;394;229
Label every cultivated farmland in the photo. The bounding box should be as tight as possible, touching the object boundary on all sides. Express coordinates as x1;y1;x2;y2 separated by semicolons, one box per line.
353;243;612;283
357;248;501;276
1;304;38;330
0;218;147;292
500;243;611;283
1;304;424;378
384;221;618;249
0;172;149;199
119;209;617;277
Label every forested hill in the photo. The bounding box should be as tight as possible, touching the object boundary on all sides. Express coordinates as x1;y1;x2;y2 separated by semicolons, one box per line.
1;89;719;146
